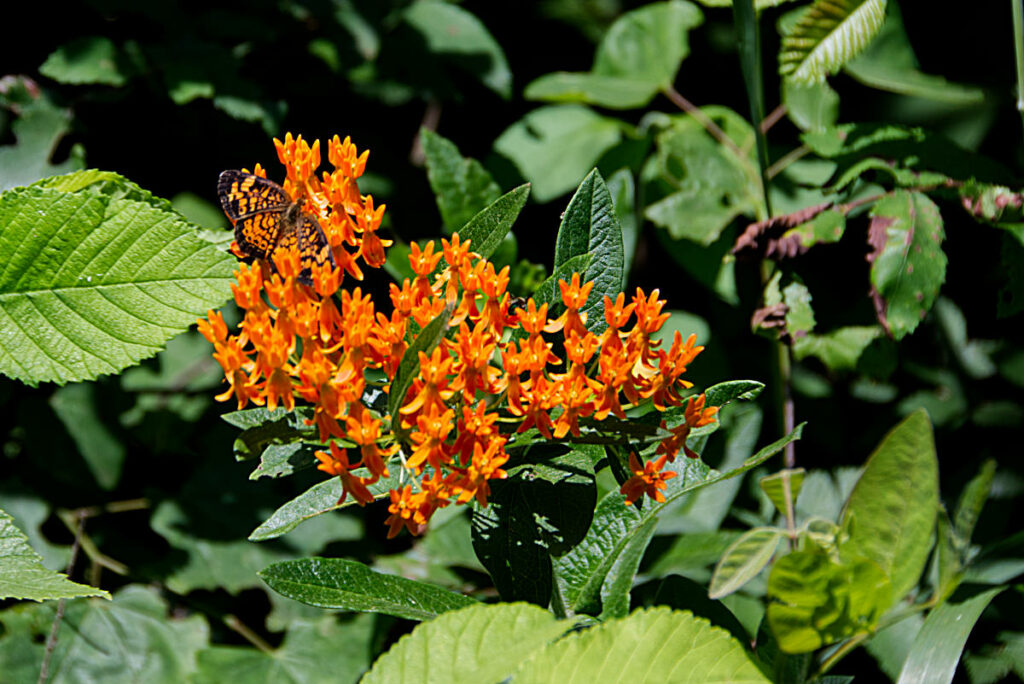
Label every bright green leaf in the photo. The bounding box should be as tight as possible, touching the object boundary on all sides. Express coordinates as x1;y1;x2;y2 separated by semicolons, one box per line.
593;1;704;83
363;603;568;684
759;469;806;518
456;184;530;260
839;410;939;603
783;80;840;132
779;0;888;85
709;527;785;599
515;607;769;683
259;557;477;620
0;175;235;386
0;508;109;601
421;128;502;234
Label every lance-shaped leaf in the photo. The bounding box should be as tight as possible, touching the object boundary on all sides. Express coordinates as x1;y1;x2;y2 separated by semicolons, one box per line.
839;410;939;604
456;184;530;261
867;191;947;340
554;169;625;334
259;557;477;621
0;172;235;385
779;0;887;85
421;128;502;234
760;469;806;517
0;508;109;601
514;607;769;683
363;603;570;684
387;302;455;420
709;527;785;599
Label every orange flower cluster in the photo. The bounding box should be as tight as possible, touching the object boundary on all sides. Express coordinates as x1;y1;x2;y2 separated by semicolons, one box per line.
201;134;716;538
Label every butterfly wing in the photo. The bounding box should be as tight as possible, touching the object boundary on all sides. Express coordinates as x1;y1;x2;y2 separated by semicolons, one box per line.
218;170;293;261
295;213;337;284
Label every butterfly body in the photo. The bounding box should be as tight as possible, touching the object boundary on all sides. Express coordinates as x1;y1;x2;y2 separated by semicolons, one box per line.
217;170;336;284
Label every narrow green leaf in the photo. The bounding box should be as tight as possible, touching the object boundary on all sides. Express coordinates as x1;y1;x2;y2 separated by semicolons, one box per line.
49;382;125;490
839;410;939;604
953;458;996;548
599;516;656;619
259;557;477;620
767;548;892;653
363;603;569;684
0;508;109;601
709;527;785;599
896;587;1003;684
779;0;888;85
456;184;530;260
387;301;455;420
704;379;765;406
759;469;806;518
515;607;770;683
421;128;502;233
868;191;947;340
249;469;403;541
554;169;625;335
0;178;235;386
494;105;623;202
39;36;129;86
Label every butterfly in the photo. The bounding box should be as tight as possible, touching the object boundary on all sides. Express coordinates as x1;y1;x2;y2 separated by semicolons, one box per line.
217;170;336;285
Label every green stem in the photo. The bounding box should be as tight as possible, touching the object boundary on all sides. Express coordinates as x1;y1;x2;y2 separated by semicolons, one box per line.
732;0;772;219
1014;0;1024;137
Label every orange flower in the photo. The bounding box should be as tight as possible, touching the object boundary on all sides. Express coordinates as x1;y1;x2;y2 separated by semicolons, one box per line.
620;453;676;505
385;485;427;539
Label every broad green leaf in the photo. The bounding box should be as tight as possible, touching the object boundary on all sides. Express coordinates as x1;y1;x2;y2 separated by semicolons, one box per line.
363;603;569;684
421;128;502;234
793;326;883;371
868;191;947;340
0;508;108;601
779;0;888;85
387;301;455;420
696;0;800;7
844;3;983;104
703;379;765;406
39;36;129;86
49;382;125;489
0;82;85;191
248;442;318;480
708;527;785;599
896;587;1003;684
0;586;206;682
601;515;656;618
653;575;752;644
554;169;625;334
525;73;663;110
403;0;511;98
494;105;623;202
249;468;403;541
759;469;806;518
593;1;704;82
645;109;760;244
782;80;840;132
193;615;374;684
0;177;235;386
258;557;477;620
472;448;596;606
456;184;530;260
839;410;939;603
767;548;892;653
515;606;769;683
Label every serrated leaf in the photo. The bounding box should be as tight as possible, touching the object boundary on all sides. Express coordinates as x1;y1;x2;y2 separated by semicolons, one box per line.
515;606;769;683
767;548;892;653
709;527;785;599
779;0;888;85
402;0;511;98
494;105;623;202
759;469;806;518
39;36;129;87
388;301;455;420
192;615;374;684
0;179;235;386
0;508;109;601
867;191;947;340
896;587;1003;684
363;603;568;684
456;184;530;260
554;169;625;333
839;410;938;604
653;575;752;644
259;557;477;620
249;468;403;541
421;128;502;234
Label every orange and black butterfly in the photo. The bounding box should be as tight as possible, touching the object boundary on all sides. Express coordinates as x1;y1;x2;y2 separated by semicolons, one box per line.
217;170;336;284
